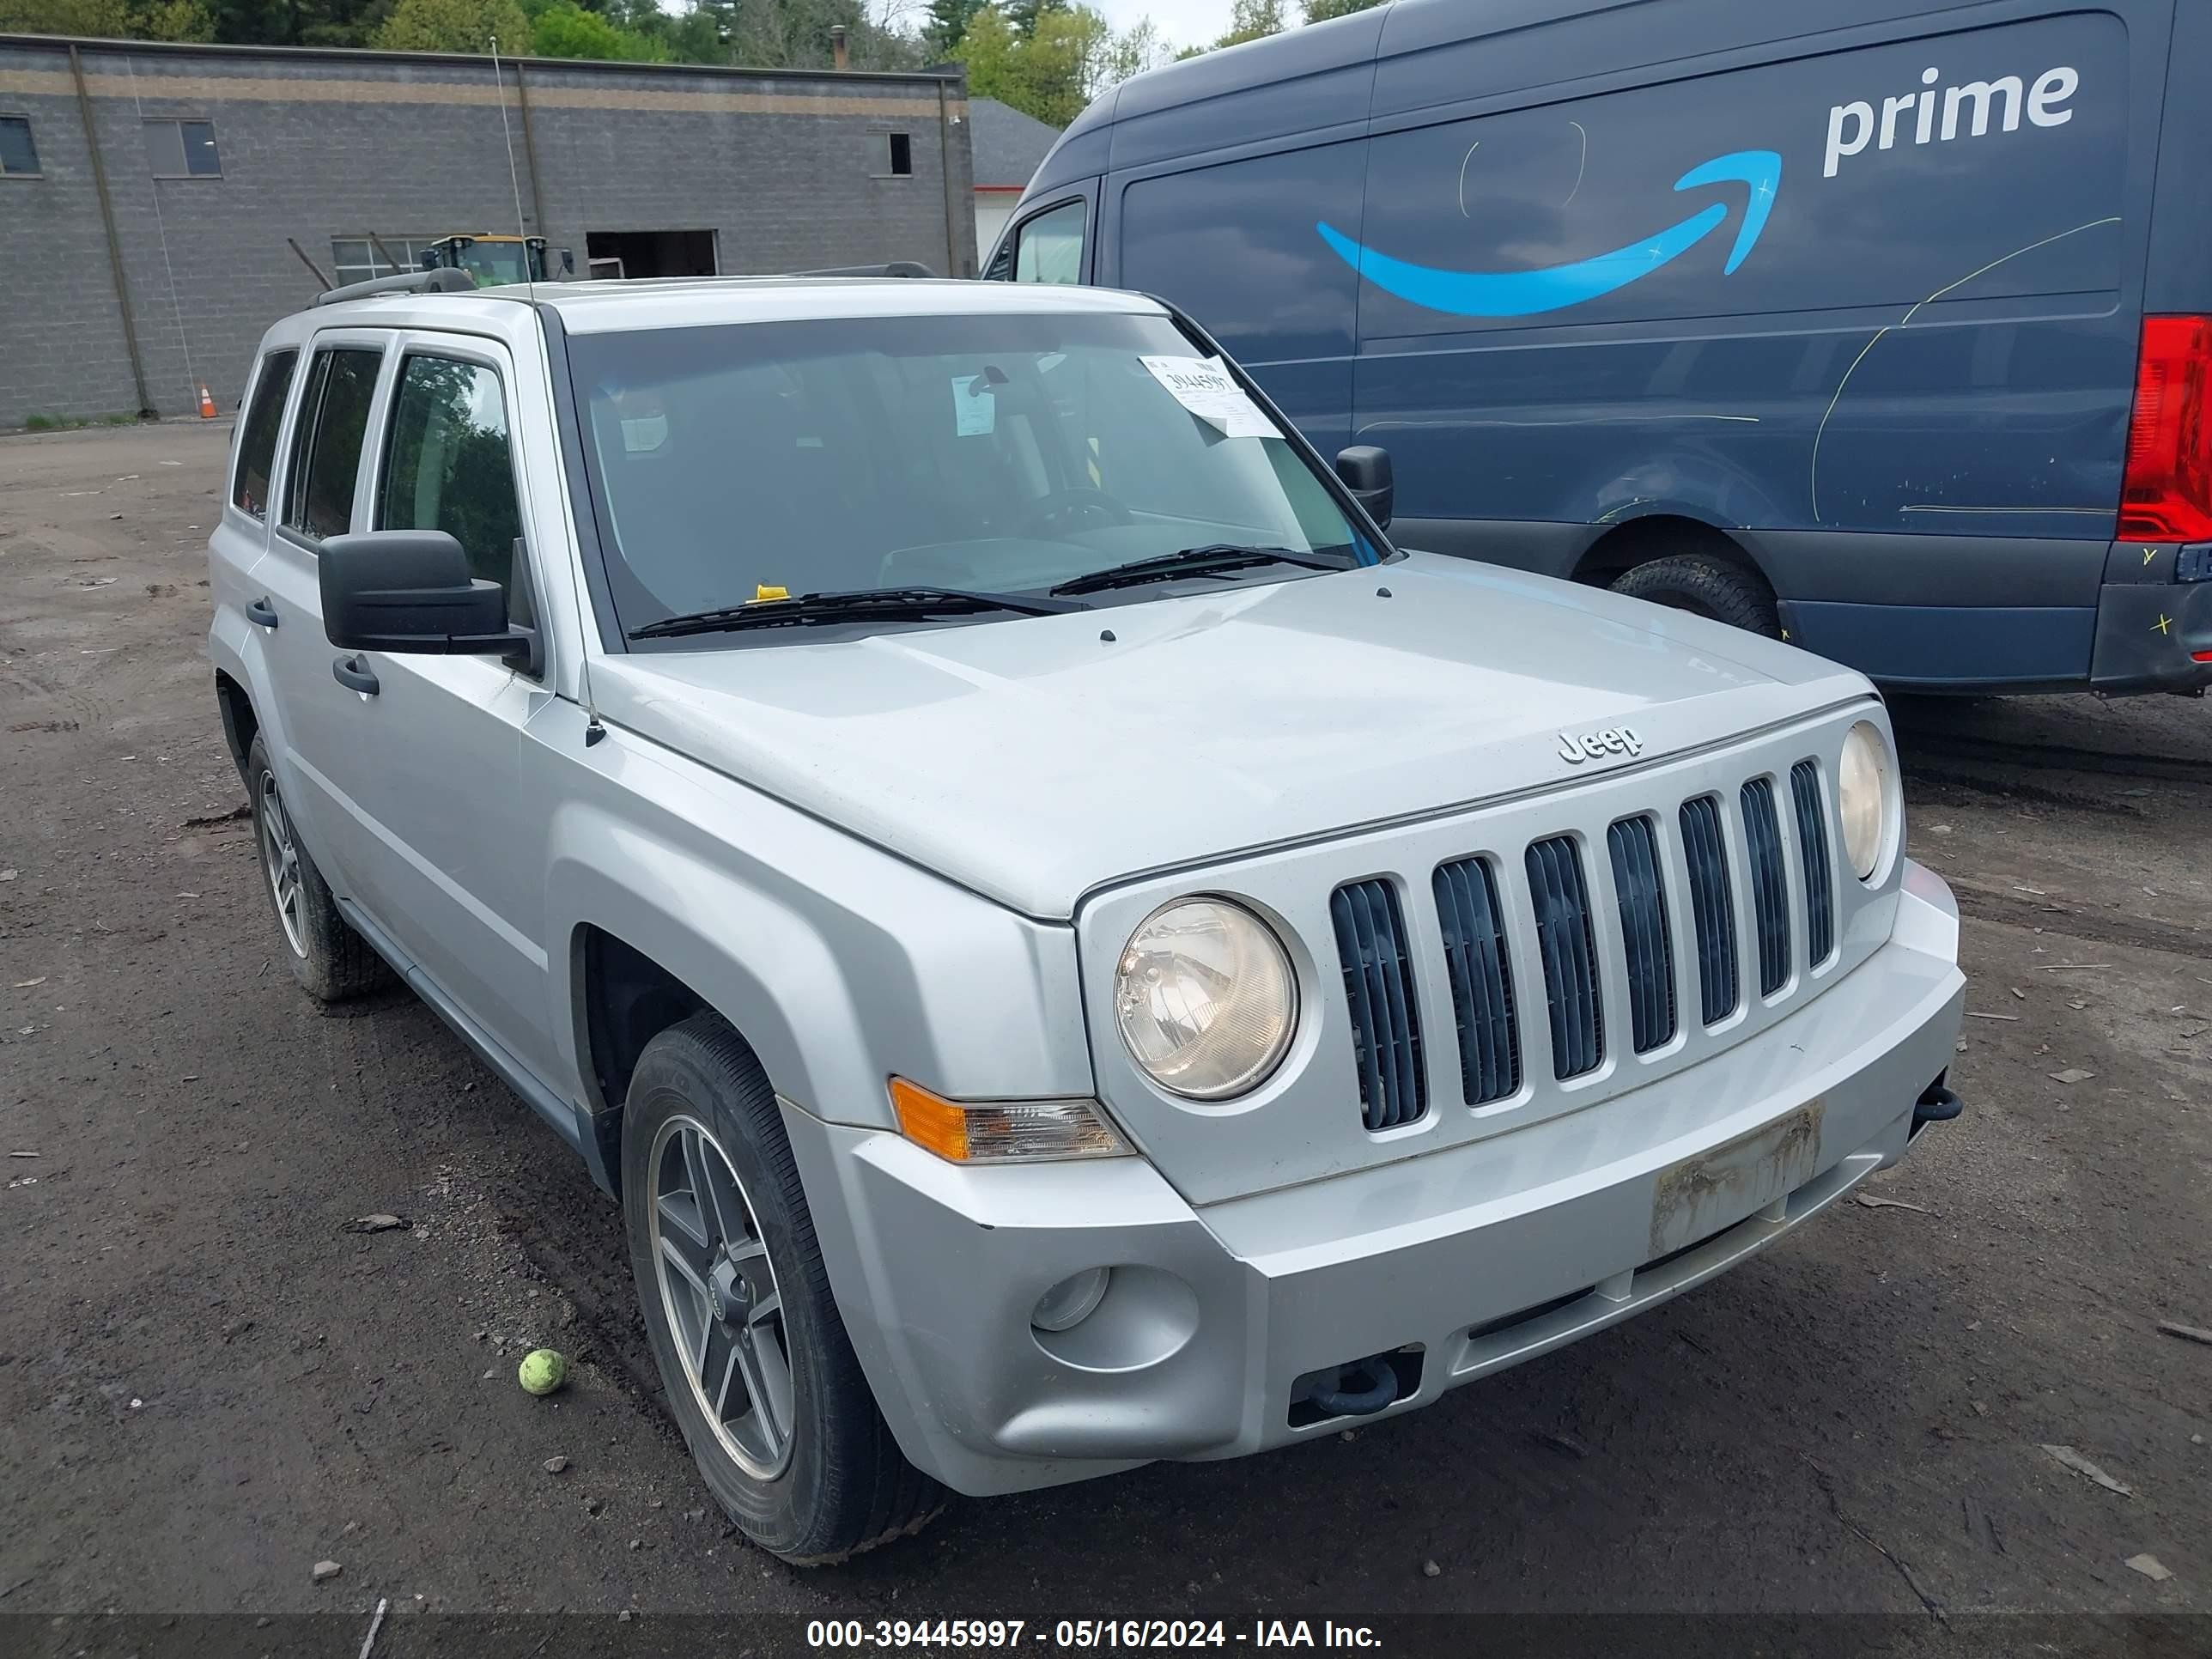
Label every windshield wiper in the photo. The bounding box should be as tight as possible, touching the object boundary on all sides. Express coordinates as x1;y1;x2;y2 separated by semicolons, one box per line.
1048;544;1349;599
629;586;1085;641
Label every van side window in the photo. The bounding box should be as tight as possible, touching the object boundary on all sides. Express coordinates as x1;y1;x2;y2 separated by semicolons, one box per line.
377;354;530;628
231;349;297;520
283;346;383;543
1012;199;1085;285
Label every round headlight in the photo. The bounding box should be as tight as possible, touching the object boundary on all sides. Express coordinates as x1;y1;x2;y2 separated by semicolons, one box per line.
1838;720;1894;880
1114;899;1297;1100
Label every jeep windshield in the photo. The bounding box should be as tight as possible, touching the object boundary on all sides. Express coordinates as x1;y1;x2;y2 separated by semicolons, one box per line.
562;310;1383;645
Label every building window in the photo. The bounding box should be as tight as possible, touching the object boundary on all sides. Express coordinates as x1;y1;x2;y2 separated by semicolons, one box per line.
0;115;39;177
871;131;913;178
143;118;221;179
331;236;440;288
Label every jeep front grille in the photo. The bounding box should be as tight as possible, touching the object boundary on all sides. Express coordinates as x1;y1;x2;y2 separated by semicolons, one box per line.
1607;815;1676;1054
1329;878;1427;1132
1790;760;1835;966
1432;857;1519;1104
1525;836;1604;1079
1679;794;1740;1025
1741;777;1791;997
1338;761;1840;1129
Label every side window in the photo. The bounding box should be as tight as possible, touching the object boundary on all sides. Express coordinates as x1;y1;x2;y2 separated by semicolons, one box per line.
231;349;298;520
283;346;383;543
377;354;530;628
1012;199;1085;285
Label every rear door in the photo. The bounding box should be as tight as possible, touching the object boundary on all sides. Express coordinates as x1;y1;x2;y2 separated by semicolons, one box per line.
258;331;390;884
209;344;299;744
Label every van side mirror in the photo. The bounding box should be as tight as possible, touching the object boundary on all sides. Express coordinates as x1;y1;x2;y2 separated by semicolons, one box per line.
1335;445;1394;528
319;531;532;667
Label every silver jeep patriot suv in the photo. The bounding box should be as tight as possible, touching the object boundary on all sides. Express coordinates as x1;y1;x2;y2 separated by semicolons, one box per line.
206;271;1966;1563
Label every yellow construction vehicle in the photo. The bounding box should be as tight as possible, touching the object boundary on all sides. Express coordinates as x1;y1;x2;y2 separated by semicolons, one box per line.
416;234;573;287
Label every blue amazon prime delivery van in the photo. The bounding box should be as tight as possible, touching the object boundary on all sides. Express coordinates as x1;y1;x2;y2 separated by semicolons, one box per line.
986;0;2212;694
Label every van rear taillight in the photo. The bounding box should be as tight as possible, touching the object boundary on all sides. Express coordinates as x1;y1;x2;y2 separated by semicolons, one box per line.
2120;316;2212;542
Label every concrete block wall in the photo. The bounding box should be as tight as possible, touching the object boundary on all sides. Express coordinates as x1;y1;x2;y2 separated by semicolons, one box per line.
0;37;975;426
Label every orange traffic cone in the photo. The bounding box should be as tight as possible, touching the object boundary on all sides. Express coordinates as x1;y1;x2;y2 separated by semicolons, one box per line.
197;383;216;419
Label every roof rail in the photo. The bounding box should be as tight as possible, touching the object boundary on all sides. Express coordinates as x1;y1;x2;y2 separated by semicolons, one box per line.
796;261;937;279
315;267;477;307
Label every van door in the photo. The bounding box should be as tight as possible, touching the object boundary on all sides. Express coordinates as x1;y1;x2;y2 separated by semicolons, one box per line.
1114;143;1367;461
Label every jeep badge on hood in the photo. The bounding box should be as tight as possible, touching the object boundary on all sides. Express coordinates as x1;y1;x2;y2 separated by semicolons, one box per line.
1559;726;1645;765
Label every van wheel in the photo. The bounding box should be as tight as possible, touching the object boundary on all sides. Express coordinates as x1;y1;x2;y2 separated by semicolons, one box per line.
622;1012;946;1564
1610;553;1782;638
245;734;391;1002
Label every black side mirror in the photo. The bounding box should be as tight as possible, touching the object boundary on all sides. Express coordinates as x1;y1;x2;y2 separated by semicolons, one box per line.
319;531;534;668
1335;445;1394;529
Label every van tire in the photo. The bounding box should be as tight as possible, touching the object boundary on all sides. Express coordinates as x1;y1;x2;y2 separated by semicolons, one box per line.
1610;554;1782;638
622;1012;947;1564
245;734;391;1002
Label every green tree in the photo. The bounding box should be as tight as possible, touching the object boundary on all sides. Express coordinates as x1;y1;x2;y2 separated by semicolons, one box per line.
1098;13;1164;84
953;1;1090;125
923;0;983;53
1213;0;1282;47
0;0;213;37
1302;0;1385;19
526;0;665;58
374;0;528;49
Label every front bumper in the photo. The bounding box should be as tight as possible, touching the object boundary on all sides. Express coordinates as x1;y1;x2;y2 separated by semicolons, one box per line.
785;864;1966;1498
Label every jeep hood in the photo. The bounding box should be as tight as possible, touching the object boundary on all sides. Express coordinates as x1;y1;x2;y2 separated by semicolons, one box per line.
592;553;1869;920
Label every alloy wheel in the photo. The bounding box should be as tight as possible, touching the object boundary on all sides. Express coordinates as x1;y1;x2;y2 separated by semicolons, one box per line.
258;772;306;957
647;1114;797;1480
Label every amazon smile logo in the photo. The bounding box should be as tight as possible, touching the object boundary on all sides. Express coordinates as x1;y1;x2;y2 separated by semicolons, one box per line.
1316;149;1782;319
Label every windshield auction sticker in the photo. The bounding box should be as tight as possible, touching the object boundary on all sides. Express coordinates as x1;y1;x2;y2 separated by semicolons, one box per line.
1139;356;1279;439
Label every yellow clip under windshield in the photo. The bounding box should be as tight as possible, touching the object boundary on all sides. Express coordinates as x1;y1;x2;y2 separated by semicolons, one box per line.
752;584;789;603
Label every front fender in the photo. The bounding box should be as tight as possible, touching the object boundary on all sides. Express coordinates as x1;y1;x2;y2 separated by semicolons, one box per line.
544;731;1094;1132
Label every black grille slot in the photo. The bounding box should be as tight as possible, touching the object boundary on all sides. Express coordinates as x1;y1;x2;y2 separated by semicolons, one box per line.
1790;760;1835;966
1679;796;1739;1024
1432;858;1520;1103
1741;778;1792;996
1606;817;1676;1054
1329;879;1427;1131
1524;836;1603;1079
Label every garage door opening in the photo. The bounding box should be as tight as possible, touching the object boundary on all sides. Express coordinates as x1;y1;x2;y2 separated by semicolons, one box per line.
584;229;719;280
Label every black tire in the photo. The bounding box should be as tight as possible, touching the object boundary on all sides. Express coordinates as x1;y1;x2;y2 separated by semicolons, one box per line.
244;733;391;1002
1610;552;1782;638
622;1011;945;1564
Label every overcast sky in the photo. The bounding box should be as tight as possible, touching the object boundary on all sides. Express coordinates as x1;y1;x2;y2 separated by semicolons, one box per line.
1091;0;1240;52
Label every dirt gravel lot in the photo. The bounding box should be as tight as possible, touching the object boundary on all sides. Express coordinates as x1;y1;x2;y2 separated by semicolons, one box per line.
1;422;2207;1650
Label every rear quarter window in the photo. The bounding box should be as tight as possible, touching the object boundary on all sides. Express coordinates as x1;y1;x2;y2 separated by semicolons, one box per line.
231;349;297;520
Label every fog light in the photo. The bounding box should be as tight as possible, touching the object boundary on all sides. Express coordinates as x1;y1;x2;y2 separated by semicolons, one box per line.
1031;1267;1111;1333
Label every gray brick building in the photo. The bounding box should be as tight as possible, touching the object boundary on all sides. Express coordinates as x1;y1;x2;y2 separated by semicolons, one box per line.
0;34;976;425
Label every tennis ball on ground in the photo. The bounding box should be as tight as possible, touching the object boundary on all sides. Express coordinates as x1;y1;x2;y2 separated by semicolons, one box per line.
518;1348;568;1396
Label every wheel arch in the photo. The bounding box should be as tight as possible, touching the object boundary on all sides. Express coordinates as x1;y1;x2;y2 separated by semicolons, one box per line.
1570;513;1776;592
214;669;259;781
